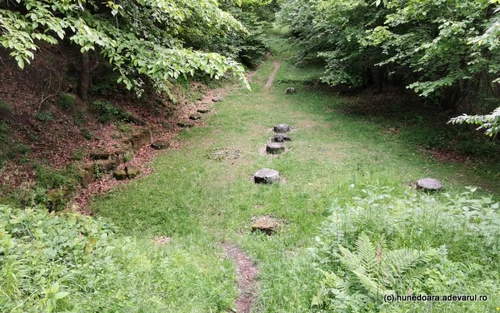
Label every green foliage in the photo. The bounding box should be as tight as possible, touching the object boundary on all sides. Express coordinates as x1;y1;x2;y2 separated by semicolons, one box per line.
57;94;76;111
312;187;500;312
0;101;13;112
449;106;500;137
80;128;93;140
0;122;31;167
89;72;120;96
123;152;133;163
117;122;133;134
92;100;131;124
6;143;31;160
278;0;500;110
0;122;11;167
93;163;104;179
72;110;86;126
0;205;235;312
35;165;79;191
0;121;8;143
0;0;250;96
219;1;277;68
70;148;85;161
312;234;439;311
36;111;54;122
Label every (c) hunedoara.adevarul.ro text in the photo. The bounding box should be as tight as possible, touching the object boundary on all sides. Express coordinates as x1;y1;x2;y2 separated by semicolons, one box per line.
383;294;489;303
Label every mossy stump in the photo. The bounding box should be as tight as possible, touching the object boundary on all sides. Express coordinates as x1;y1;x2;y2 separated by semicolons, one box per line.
113;166;141;180
95;159;117;173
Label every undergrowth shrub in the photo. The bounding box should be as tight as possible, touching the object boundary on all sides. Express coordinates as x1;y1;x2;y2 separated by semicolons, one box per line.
0;205;235;312
312;187;500;312
91;100;132;124
35;111;54;122
57;94;76;111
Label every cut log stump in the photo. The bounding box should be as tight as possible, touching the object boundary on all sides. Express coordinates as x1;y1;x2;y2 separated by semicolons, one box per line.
272;134;292;143
266;143;285;154
273;124;290;133
252;216;279;235
254;169;280;184
417;178;442;191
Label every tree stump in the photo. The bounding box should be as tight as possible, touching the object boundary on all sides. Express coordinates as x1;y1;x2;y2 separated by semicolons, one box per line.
252;216;279;235
273;124;290;133
285;87;295;94
417;178;442;191
266;143;285;154
272;134;292;143
254;169;280;184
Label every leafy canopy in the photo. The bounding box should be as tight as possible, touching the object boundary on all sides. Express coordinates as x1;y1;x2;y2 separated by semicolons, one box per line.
0;0;251;95
278;0;500;135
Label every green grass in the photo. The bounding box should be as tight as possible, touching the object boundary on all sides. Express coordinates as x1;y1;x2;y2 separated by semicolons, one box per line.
88;39;499;312
2;33;497;311
88;66;496;311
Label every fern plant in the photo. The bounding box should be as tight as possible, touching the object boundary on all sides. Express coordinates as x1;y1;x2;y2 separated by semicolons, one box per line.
312;233;439;312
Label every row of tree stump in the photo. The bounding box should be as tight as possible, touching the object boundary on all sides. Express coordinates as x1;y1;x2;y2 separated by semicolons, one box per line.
253;124;292;184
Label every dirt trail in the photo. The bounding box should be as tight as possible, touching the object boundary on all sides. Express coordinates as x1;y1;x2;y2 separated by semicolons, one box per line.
222;244;259;313
265;60;281;89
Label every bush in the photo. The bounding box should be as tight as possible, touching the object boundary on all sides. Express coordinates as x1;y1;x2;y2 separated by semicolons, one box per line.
311;187;500;312
57;94;76;111
36;111;54;122
0;205;235;312
91;100;132;124
80;128;93;140
72;110;86;126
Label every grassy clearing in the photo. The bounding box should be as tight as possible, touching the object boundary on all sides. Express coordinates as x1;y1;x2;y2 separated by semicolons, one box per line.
2;30;497;312
88;42;499;313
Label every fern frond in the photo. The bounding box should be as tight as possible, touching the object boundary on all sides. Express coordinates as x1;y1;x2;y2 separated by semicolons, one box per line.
355;233;379;278
352;269;385;297
338;245;361;272
383;248;437;285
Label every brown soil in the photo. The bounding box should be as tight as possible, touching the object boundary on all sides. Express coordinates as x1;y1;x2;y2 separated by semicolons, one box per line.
222;243;259;313
265;60;281;89
70;86;229;214
0;44;232;211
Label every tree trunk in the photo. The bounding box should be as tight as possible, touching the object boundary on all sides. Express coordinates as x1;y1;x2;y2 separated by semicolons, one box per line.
362;66;373;87
78;51;90;103
375;66;385;94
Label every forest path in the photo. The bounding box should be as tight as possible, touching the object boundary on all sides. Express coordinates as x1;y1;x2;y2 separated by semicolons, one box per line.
223;243;259;313
91;55;499;312
265;60;281;89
